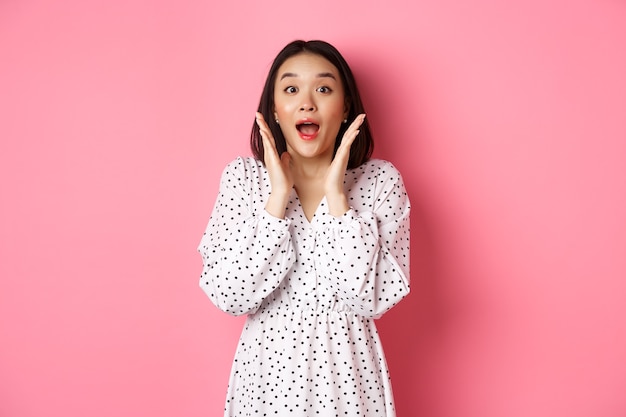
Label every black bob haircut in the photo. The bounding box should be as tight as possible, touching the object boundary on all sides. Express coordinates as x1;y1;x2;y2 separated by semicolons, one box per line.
250;40;374;170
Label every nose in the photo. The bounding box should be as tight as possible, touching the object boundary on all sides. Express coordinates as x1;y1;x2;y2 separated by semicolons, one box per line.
299;93;316;112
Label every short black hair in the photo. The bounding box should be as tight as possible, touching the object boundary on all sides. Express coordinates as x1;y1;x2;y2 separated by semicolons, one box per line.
250;40;373;169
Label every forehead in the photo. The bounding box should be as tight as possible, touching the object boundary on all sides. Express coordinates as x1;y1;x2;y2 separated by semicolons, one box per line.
276;52;340;79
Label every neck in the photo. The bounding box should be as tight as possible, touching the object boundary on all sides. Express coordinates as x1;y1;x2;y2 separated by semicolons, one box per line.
289;154;332;181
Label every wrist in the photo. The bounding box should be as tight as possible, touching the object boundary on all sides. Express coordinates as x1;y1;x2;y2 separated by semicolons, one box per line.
265;191;290;219
326;192;349;217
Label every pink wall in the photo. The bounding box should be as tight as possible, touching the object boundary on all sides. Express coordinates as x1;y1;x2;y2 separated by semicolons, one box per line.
1;0;625;416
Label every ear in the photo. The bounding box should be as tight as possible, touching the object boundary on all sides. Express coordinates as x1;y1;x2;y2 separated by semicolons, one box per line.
343;97;351;119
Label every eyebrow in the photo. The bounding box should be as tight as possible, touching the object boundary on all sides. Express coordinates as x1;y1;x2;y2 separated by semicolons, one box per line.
279;72;337;81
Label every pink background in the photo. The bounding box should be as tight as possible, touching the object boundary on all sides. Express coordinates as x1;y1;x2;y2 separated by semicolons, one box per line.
1;1;625;416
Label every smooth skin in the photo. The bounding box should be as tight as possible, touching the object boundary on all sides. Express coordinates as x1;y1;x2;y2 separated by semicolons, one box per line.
256;52;365;222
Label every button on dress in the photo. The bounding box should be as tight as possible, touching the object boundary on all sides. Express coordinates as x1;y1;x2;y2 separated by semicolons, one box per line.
198;157;411;416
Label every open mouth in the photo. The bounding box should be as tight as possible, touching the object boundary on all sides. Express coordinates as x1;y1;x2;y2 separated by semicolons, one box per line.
296;121;320;136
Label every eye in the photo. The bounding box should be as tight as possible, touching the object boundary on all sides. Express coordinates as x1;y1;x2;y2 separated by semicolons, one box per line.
317;86;332;94
284;86;298;94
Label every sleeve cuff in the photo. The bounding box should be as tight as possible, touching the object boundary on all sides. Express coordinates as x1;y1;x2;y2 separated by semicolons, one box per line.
260;209;291;232
323;208;358;228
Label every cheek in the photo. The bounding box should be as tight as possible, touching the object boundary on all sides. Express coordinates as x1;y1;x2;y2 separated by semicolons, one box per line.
326;104;347;126
273;97;297;116
330;96;347;116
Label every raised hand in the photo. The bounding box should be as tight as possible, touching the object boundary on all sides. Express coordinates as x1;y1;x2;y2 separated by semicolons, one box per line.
256;112;293;218
324;114;366;216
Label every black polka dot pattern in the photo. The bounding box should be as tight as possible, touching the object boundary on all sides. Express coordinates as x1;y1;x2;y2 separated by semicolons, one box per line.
198;157;410;416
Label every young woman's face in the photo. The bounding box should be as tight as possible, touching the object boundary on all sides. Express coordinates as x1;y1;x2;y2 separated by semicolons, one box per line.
273;52;349;164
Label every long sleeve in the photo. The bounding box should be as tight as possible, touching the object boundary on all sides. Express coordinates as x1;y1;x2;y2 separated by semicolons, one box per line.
198;158;296;316
315;161;410;318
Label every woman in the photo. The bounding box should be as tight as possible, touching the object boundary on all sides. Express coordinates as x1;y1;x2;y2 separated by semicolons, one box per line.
198;40;410;416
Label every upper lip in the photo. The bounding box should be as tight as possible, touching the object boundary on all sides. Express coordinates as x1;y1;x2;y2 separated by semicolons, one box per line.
295;117;320;127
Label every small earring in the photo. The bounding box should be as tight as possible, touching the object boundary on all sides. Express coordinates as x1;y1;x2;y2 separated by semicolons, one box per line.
275;119;279;124
343;119;348;123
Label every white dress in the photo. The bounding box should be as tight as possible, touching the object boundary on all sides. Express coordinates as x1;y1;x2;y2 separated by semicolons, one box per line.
198;157;411;417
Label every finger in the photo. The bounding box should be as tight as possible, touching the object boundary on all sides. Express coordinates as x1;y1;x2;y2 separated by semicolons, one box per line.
347;113;366;132
340;114;366;149
256;112;280;161
280;149;292;170
345;113;366;135
255;112;273;142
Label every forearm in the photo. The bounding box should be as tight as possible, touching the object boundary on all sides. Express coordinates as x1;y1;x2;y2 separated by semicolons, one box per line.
265;190;290;219
199;212;295;315
317;210;410;318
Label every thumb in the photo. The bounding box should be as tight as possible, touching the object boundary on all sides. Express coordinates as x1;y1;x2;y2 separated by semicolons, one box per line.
280;151;292;169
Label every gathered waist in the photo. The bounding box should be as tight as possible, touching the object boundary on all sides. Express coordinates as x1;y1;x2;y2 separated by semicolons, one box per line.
250;306;359;318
